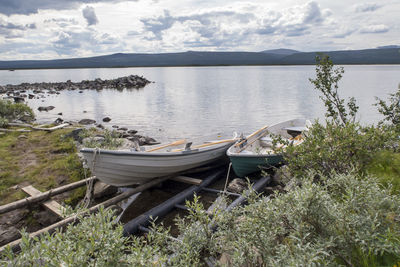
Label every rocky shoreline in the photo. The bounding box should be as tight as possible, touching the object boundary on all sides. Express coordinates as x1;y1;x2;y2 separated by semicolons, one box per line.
0;75;151;98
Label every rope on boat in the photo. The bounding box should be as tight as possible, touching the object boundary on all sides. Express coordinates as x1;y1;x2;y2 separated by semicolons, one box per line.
82;147;99;208
223;162;232;194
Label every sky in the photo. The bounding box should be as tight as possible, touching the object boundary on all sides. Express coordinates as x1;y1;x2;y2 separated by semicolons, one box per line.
0;0;398;60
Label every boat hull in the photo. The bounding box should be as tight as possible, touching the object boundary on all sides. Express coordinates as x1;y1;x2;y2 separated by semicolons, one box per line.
229;154;283;177
227;119;310;177
81;142;233;186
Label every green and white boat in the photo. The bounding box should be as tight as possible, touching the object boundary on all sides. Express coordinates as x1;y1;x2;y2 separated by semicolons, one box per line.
227;119;311;177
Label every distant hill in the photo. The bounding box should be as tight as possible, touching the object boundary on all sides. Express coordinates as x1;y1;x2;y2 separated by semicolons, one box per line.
260;48;300;55
280;48;400;65
0;47;399;70
377;45;400;49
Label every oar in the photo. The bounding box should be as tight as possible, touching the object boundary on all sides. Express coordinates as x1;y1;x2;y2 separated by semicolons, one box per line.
172;138;237;152
146;139;187;152
235;125;269;152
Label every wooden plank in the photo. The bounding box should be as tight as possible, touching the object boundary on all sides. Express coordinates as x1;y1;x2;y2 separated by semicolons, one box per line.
0;176;168;254
170;175;202;185
0;176;96;215
21;186;65;218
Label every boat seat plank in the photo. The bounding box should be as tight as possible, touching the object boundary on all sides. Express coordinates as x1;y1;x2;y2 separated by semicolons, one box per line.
170;176;202;185
21;185;65;218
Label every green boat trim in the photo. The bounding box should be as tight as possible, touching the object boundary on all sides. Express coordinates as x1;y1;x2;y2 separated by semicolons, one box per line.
229;153;283;177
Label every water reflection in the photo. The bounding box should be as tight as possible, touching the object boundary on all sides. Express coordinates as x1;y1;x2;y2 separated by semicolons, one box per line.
1;65;399;141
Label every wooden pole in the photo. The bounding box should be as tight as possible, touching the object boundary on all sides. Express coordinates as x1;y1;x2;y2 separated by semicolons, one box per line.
0;176;168;253
172;139;237;152
146;139;186;152
0;177;97;215
234;125;268;148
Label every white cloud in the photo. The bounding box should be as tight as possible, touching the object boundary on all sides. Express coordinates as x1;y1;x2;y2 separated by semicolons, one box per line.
360;24;389;34
354;3;382;13
0;0;398;59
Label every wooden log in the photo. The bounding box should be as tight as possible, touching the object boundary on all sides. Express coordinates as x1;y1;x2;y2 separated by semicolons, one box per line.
31;123;70;132
21;186;65;218
6;122;70;132
0;177;97;214
0;176;168;253
0;128;31;132
123;170;223;235
170;175;202;185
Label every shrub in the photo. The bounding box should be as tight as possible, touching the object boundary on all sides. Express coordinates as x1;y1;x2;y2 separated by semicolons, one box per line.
375;83;400;131
215;172;400;266
284;121;398;178
80;128;123;149
309;55;358;126
0;99;34;126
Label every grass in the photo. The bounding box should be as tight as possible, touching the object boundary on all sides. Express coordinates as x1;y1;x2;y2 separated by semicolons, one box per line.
0;128;86;205
366;150;400;194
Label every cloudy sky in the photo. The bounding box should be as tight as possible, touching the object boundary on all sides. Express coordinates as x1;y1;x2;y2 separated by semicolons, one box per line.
0;0;398;60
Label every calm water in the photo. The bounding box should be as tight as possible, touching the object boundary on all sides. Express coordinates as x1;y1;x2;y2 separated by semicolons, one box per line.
1;65;399;141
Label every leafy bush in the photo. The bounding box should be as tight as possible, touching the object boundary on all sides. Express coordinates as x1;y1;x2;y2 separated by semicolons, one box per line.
309;55;358;125
284;121;398;178
0;99;34;127
215;172;400;266
375;83;400;131
282;55;399;178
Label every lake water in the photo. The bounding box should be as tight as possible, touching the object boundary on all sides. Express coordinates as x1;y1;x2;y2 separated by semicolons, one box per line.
1;65;399;141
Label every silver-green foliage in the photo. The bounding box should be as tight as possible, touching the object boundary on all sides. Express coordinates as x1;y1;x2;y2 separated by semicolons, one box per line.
215;172;400;266
81;128;123;149
0;99;34;127
2;173;400;266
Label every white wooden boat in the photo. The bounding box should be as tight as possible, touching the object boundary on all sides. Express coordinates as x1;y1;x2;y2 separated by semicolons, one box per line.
80;134;237;186
227;119;311;177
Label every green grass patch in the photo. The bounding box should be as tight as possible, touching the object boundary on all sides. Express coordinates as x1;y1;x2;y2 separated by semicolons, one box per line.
0;128;86;205
366;150;400;194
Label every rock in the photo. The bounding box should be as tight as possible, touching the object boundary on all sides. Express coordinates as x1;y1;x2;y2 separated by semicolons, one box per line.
118;127;128;131
144;136;158;145
78;119;96;125
54;118;63;125
83;111;87;113
28;94;35;99
112;125;119;128
13;96;25;103
96;124;105;129
227;178;247;194
102;117;111;122
79;91;83;93
57;112;63;115
93;181;118;199
38;106;55;112
64;128;83;142
127;129;138;135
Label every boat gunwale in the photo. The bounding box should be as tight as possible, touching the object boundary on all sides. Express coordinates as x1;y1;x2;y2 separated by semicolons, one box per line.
80;141;234;157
